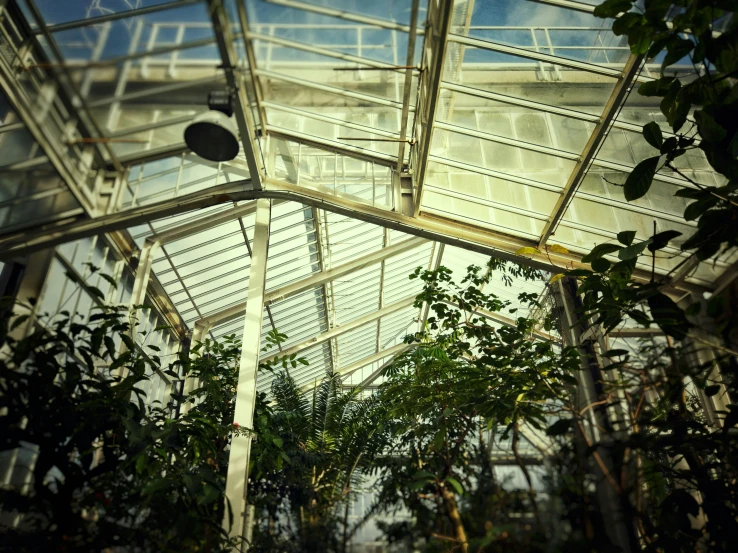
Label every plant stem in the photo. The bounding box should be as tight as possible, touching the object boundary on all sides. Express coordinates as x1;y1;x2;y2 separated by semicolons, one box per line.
512;421;543;531
439;483;469;553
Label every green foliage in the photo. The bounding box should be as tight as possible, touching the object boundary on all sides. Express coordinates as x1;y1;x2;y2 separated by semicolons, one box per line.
565;0;738;342
248;370;389;553
0;297;243;551
373;263;579;551
558;5;738;541
593;0;738;262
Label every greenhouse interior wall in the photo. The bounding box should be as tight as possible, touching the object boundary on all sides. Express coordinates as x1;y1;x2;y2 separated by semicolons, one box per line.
0;0;736;551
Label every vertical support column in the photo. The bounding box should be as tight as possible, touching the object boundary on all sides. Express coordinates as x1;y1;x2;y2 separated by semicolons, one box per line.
182;320;212;416
553;277;636;553
0;247;54;522
130;239;160;309
679;294;732;428
127;239;160;344
223;198;271;544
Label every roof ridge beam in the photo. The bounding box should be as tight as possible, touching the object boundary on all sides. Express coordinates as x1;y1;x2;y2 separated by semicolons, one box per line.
0;177;710;295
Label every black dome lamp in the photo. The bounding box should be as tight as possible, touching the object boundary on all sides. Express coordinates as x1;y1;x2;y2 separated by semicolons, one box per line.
184;90;240;162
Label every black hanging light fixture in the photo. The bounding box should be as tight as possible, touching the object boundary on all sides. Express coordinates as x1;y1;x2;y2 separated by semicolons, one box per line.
184;90;240;162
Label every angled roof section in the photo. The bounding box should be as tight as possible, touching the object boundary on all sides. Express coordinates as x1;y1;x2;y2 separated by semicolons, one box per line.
1;0;736;392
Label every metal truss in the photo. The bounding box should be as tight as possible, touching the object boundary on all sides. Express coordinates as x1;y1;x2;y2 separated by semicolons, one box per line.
207;0;264;188
0;177;711;296
260;296;416;364
539;53;644;247
411;0;454;216
196;235;427;328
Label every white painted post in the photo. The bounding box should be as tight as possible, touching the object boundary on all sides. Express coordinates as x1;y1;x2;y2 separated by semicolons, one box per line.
223;198;271;545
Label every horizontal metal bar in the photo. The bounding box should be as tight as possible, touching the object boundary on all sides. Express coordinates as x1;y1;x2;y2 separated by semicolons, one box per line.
440;81;601;124
440;81;650;136
153;202;259;245
41;0;202;33
267;127;397;167
435;120;580;161
427;155;561;193
261;296;416;363
0;177;710;296
87;74;226;108
248;31;406;73
200;235;427;327
448;33;622;78
339;343;412;377
262;101;399;139
352;344;415;388
115;142;189;166
107;114;196;139
263;0;418;34
255;69;406;110
528;0;596;15
445;301;556;341
49;35;226;71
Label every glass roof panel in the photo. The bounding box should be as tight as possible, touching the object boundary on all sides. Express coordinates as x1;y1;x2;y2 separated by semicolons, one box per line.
288;0;419;26
460;0;626;68
5;0;737;402
31;0;178;26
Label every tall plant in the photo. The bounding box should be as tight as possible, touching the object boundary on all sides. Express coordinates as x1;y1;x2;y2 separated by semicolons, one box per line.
0;271;246;552
248;370;389;553
372;263;580;552
530;2;738;551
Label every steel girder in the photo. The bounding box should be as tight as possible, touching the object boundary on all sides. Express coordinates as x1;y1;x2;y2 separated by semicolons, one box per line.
0;177;711;296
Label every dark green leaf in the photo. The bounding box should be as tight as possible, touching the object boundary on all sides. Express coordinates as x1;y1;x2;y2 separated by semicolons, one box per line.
647;293;690;339
704;385;721;397
593;0;632;18
87;286;106;300
648;230;682;251
99;273;119;290
617;230;636;246
445;477;463;495
694;110;727;142
661;136;678;154
10;314;29;331
582;243;622;263
121;334;136;352
642;121;663;150
591;257;611;273
723;407;738;434
662;37;694;69
546;418;573;436
624;157;660;201
602;349;630;358
684;197;717;221
638;76;675;97
618;239;652;260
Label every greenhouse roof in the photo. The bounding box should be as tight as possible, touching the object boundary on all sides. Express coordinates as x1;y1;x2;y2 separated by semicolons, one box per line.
1;0;736;389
